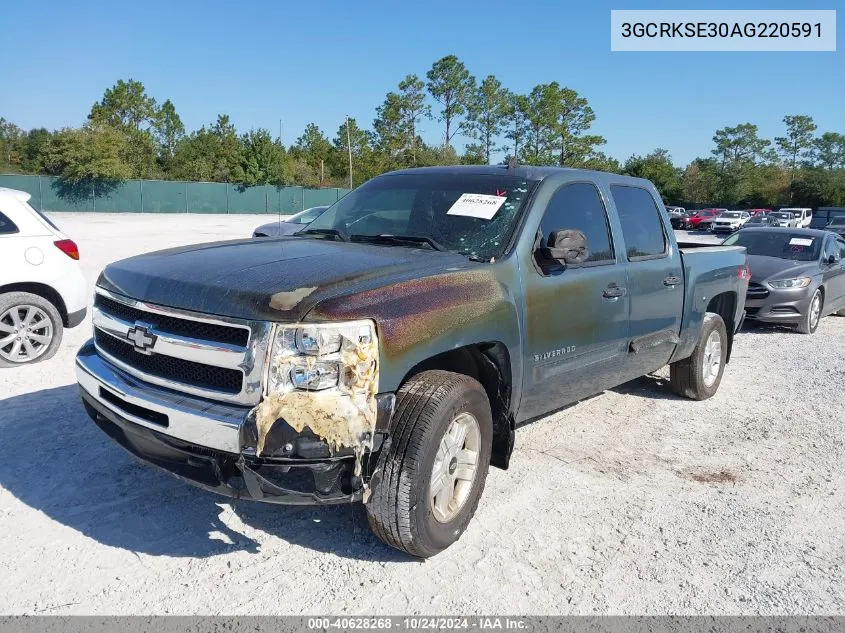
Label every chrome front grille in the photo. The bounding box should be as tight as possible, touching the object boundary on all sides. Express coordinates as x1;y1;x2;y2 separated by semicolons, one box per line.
92;288;272;405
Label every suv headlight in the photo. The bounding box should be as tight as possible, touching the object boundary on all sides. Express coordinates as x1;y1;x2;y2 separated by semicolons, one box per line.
265;320;378;393
768;277;812;289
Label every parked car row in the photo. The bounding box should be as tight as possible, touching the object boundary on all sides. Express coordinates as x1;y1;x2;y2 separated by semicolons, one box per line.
671;207;814;232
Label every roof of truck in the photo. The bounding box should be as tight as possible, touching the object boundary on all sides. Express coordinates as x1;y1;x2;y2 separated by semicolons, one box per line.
385;164;645;183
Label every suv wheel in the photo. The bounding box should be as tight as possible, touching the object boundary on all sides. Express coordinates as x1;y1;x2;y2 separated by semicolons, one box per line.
0;292;63;368
669;312;727;400
366;370;492;558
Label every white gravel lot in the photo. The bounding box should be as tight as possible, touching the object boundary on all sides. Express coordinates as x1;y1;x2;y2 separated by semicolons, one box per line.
0;214;842;615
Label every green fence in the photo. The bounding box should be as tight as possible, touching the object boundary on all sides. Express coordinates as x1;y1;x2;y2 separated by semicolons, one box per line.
0;174;350;214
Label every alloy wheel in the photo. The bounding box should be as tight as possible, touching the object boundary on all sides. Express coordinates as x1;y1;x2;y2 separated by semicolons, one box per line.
0;305;54;363
429;412;481;523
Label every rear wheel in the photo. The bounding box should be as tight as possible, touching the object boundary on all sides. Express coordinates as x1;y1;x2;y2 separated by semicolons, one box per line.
366;370;492;558
669;312;727;400
0;292;63;368
795;289;822;334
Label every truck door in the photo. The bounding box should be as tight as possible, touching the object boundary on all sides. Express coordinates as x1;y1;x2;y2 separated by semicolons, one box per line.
520;181;630;420
607;185;685;380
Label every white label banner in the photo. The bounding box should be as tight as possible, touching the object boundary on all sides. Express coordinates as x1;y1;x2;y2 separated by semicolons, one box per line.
446;193;507;220
611;10;836;51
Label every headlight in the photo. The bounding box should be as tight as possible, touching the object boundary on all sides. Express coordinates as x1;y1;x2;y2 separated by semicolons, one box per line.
266;320;377;393
768;277;812;289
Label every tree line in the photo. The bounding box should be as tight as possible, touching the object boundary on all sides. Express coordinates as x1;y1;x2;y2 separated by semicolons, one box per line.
1;55;844;208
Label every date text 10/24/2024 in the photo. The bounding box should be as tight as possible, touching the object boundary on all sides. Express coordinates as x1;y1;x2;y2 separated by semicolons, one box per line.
307;617;528;630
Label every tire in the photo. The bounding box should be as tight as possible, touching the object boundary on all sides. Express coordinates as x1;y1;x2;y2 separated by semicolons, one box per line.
669;312;727;401
795;289;822;334
0;292;64;368
366;370;493;558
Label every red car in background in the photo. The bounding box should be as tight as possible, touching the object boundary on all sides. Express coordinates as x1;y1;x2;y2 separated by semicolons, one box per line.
748;208;772;216
686;208;725;230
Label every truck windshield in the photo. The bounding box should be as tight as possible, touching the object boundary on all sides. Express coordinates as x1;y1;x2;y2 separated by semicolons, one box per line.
723;231;821;262
302;173;537;261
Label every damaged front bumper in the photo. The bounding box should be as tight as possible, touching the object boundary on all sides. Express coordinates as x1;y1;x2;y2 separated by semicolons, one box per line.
76;341;393;505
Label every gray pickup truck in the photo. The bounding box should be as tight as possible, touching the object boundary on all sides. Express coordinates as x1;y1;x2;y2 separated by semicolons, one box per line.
76;165;748;557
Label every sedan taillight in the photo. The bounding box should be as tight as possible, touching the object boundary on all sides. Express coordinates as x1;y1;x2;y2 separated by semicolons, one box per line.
54;239;80;260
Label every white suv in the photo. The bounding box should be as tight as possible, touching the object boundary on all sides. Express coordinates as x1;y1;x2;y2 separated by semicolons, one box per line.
711;210;751;234
778;208;812;228
0;188;87;367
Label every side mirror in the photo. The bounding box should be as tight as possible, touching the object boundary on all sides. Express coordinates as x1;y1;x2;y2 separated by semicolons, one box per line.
540;229;589;264
827;254;839;265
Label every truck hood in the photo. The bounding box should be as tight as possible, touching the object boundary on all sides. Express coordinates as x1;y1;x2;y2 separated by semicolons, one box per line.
97;237;473;322
747;255;818;284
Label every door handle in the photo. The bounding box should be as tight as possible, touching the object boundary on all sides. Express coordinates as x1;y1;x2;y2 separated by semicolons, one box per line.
663;275;681;286
602;284;626;298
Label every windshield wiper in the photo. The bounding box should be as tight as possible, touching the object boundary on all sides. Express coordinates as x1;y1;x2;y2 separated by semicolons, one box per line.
295;228;347;242
350;234;447;252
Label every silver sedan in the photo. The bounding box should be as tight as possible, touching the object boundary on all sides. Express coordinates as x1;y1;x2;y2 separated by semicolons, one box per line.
252;206;329;238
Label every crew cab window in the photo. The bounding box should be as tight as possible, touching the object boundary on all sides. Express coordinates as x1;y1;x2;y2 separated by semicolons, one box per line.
838;239;845;260
537;182;614;264
610;185;667;260
0;211;18;235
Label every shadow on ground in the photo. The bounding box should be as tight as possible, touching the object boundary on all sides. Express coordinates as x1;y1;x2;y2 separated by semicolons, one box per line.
0;385;410;562
611;374;684;401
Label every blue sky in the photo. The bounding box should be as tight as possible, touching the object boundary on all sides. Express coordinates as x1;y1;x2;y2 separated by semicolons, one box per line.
1;0;841;166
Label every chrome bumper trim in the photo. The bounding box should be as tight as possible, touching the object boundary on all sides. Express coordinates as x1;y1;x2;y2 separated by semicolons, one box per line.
76;341;247;454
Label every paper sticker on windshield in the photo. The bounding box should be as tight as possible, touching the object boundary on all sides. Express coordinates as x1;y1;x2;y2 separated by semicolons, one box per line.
789;237;814;246
447;193;507;220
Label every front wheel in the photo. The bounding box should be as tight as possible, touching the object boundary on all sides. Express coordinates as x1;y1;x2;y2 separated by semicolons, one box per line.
669;312;727;400
795;289;822;334
366;370;493;558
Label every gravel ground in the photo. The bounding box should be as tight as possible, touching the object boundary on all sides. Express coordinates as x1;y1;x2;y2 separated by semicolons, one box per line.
0;214;842;615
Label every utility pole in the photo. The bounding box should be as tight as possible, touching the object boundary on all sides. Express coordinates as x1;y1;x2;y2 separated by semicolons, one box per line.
278;119;282;146
345;115;353;189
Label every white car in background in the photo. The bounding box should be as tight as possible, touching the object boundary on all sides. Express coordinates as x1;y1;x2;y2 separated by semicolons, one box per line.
711;210;751;234
0;187;87;367
778;207;812;228
768;210;800;228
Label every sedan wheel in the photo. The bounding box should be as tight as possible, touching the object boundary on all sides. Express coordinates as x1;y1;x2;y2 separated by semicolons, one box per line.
796;289;822;334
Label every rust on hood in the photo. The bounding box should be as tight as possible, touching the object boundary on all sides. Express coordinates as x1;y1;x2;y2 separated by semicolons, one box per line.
269;286;317;311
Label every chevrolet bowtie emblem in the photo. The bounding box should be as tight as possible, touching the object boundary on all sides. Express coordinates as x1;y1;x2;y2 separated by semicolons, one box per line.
127;325;157;355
